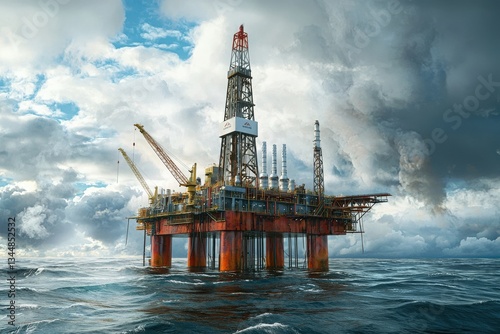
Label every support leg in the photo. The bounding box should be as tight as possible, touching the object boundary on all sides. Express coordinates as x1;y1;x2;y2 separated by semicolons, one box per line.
150;235;172;267
307;235;328;271
219;231;243;271
187;234;207;268
266;234;284;270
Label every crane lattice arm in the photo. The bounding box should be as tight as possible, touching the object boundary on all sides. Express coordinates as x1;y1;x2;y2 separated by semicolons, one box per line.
134;124;190;186
118;148;153;198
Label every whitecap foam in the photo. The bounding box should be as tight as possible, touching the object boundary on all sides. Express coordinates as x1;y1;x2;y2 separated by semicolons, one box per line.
18;303;40;309
235;322;296;333
167;279;204;285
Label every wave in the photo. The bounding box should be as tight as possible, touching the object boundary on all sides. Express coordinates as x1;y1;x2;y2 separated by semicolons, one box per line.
167;279;205;285
14;318;61;333
16;266;92;279
235;322;298;334
17;303;40;310
391;299;500;330
7;258;500;333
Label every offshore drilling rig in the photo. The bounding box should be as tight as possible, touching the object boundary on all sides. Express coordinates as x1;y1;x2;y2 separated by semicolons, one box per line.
125;25;390;271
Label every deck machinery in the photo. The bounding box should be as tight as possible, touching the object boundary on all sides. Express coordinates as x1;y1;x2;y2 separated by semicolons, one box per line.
131;25;390;271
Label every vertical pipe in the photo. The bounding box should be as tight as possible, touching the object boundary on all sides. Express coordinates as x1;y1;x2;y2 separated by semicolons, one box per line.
294;235;299;268
266;234;284;269
187;234;207;268
307;234;328;271
150;235;172;267
260;141;269;189
257;233;262;269
245;234;255;270
212;234;216;269
288;234;292;268
251;235;256;270
207;234;212;266
219;231;243;271
143;228;146;266
269;144;279;190
261;233;265;269
279;144;289;191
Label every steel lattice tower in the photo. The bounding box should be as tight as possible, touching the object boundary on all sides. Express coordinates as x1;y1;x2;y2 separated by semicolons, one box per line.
218;25;259;187
313;120;324;199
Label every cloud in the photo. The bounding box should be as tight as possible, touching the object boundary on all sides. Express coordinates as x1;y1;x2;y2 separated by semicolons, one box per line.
443;237;500;257
395;131;445;208
140;23;182;40
66;185;139;243
0;0;499;259
0;0;125;71
18;204;51;239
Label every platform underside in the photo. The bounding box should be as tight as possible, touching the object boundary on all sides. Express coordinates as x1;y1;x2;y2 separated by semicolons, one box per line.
135;191;389;272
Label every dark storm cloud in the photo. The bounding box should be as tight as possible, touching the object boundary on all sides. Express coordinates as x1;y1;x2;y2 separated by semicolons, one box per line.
0;186;37;222
283;0;500;205
1;113;85;179
0;108;126;182
0;174;76;248
0;107;140;251
0;179;140;251
65;187;138;243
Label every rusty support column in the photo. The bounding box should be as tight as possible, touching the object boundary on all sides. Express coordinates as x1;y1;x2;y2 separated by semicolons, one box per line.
219;231;243;271
187;234;207;268
150;235;172;267
307;234;328;271
266;234;284;269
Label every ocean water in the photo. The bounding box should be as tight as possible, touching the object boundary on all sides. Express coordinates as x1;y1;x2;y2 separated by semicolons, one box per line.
2;257;499;333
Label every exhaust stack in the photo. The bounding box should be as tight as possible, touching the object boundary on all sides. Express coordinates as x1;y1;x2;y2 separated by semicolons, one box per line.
279;144;289;191
259;141;269;189
269;144;279;190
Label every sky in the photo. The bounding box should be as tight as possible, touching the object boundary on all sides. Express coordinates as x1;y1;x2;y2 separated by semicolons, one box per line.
0;0;499;259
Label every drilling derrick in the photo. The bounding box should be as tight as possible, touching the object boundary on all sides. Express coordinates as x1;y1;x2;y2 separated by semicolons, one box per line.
219;25;259;187
313;120;324;200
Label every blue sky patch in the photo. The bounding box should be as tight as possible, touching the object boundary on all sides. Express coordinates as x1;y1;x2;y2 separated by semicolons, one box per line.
51;101;80;120
117;0;196;60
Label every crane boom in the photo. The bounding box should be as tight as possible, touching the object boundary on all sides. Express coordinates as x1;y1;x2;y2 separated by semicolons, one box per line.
134;124;189;186
118;148;153;198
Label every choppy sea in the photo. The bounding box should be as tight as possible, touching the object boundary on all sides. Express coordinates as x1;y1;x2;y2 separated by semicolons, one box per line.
2;257;499;333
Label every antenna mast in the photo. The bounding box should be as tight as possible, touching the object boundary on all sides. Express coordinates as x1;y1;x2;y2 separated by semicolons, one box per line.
313;120;324;199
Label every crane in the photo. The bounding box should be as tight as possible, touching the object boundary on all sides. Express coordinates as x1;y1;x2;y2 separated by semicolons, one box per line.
133;124;197;206
118;148;157;203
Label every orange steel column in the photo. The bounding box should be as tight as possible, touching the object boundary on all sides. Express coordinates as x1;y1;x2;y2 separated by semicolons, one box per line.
307;235;329;271
219;231;243;271
150;235;172;267
266;234;284;269
187;234;207;268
